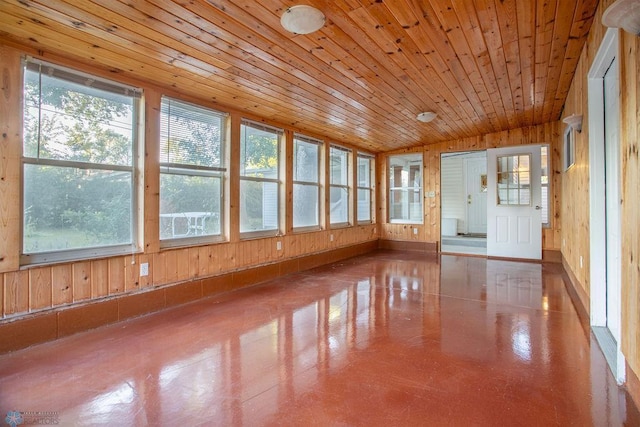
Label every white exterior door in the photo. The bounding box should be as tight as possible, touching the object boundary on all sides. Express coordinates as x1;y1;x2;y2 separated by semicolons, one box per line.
465;157;487;234
487;145;542;260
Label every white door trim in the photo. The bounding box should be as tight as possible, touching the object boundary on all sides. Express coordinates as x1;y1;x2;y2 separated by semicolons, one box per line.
587;27;625;383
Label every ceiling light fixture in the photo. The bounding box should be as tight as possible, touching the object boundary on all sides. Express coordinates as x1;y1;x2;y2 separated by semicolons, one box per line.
416;111;437;123
281;5;326;35
602;0;640;36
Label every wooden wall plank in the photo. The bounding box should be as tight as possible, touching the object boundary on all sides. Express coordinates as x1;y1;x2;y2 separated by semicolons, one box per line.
73;262;91;302
138;254;152;289
91;259;109;298
0;45;21;272
143;89;161;254
29;267;52;311
188;247;200;279
4;270;28;316
620;29;640;379
108;257;125;295
51;264;72;306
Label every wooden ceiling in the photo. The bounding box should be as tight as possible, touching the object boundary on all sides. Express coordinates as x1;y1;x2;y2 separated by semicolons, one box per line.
0;0;599;152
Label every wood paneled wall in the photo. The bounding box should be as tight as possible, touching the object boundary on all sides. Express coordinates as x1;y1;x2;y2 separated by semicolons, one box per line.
378;123;562;251
561;0;640;401
0;43;377;321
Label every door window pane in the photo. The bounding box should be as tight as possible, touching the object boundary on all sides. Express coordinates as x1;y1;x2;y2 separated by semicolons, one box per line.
497;154;531;206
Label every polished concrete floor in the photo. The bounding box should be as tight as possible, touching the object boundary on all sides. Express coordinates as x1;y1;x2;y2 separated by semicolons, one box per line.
0;251;638;426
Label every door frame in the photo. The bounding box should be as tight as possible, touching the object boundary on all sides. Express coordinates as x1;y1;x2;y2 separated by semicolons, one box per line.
587;27;625;383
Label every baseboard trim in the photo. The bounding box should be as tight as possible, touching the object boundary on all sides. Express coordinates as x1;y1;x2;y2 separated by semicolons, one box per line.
0;240;378;354
542;249;562;263
378;239;437;252
561;254;590;325
626;361;640;412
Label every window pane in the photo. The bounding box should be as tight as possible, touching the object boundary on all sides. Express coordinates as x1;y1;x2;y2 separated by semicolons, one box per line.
24;164;132;253
240;180;279;233
389;154;422;222
357;189;371;222
330;147;348;185
241;124;279;178
22;61;138;260
24;67;134;166
357;156;371;187
294;139;319;182
330;186;349;224
160;174;221;239
293;184;319;228
541;145;550;226
160;98;223;168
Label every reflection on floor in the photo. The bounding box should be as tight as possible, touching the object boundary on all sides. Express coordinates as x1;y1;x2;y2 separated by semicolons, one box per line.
0;251;637;425
441;234;487;256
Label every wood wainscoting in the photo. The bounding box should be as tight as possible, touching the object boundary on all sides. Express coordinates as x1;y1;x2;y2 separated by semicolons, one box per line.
0;241;377;354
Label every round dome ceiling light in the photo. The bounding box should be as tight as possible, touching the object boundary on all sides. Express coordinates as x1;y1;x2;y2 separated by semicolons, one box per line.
416;111;437;123
281;5;326;35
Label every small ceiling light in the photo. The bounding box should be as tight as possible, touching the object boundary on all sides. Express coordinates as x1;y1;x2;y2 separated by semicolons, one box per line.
603;0;640;36
563;113;583;133
281;5;326;35
416;111;437;123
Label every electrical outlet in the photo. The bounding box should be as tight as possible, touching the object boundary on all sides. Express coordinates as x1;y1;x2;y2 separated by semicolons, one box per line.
276;241;282;251
413;227;418;235
330;234;334;242
140;262;149;277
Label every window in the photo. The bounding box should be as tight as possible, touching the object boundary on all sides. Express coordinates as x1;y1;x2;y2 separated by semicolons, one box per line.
541;145;550;227
357;154;374;223
293;135;322;230
496;154;531;206
389;154;423;223
159;97;227;245
563;127;575;170
240;121;282;236
22;59;140;264
329;145;351;226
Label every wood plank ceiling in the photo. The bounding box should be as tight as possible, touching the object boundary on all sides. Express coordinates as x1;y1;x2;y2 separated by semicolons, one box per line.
0;0;598;152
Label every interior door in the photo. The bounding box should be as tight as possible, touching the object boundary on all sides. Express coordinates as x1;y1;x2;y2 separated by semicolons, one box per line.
465;157;487;234
487;145;542;260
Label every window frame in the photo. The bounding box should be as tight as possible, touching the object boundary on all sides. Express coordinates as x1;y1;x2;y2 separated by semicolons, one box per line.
356;153;375;224
388;153;424;224
20;58;142;266
563;126;575;171
329;145;352;228
159;96;228;248
293;134;323;232
541;144;551;228
239;120;283;239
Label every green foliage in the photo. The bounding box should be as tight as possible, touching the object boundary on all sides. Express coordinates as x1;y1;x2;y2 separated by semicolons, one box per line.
23;69;134;253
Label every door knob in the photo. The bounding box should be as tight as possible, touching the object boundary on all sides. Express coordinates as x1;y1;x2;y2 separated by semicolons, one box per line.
535;205;541;210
